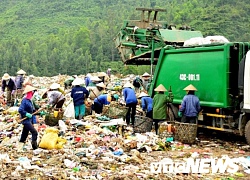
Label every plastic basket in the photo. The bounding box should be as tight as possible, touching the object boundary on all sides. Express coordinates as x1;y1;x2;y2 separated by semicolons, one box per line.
174;122;197;144
102;105;128;119
45;110;64;126
134;115;153;133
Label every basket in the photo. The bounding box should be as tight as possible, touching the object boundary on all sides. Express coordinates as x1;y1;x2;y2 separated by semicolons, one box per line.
45;110;64;126
174;122;197;144
134;115;153;133
102;104;128;119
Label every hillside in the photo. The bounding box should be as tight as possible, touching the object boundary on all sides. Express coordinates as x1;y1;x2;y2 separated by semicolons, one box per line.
0;0;249;76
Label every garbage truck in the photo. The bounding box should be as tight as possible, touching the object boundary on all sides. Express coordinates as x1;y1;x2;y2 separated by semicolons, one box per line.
114;8;250;144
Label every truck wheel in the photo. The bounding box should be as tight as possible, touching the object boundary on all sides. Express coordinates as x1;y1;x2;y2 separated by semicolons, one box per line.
245;121;250;145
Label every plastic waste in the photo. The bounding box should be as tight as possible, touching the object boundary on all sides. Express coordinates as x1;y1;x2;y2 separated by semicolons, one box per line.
113;148;123;156
64;159;76;168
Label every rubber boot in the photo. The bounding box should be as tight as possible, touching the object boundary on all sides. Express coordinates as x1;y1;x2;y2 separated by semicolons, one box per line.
17;142;24;152
78;115;83;120
31;141;38;150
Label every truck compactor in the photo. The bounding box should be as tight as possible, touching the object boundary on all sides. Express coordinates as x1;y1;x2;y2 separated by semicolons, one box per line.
114;8;250;144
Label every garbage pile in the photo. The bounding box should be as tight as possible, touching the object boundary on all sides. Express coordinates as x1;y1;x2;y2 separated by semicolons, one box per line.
0;75;249;179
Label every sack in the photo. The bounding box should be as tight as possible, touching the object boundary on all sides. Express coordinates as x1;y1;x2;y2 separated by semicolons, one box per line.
39;127;64;149
63;100;75;119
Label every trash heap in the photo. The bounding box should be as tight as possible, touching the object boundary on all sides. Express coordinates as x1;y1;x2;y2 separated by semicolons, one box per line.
0;75;250;179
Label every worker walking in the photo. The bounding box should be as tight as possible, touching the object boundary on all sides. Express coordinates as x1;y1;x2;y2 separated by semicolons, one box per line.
138;92;153;119
122;82;137;127
1;73;17;106
178;84;200;124
153;84;174;134
15;69;26;98
18;85;39;151
71;78;89;120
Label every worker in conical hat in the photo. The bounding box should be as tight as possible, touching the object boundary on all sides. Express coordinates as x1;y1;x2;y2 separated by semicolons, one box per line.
18;85;38;151
1;73;17;106
15;69;27;98
141;72;151;91
153;84;174;134
178;84;200;124
138;91;153;119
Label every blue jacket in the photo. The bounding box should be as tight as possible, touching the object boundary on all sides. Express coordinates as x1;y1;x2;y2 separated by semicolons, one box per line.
141;96;153;112
84;77;92;87
18;98;35;125
123;87;138;104
179;94;200;117
15;75;24;89
71;86;89;106
94;94;110;105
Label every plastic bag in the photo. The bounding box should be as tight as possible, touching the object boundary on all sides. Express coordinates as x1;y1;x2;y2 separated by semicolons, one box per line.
39;128;59;149
63;100;75;119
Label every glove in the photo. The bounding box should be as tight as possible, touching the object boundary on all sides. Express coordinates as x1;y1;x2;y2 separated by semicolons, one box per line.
25;113;32;119
46;104;51;108
40;111;46;116
11;90;15;95
178;111;182;117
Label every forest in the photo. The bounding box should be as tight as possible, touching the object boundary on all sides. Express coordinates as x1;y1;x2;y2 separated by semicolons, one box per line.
0;0;249;76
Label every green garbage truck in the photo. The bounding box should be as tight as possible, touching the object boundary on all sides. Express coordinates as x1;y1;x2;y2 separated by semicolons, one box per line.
114;8;250;144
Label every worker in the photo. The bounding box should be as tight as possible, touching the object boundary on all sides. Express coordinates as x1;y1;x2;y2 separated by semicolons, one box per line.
18;85;39;151
106;68;111;78
88;82;106;100
15;69;26;98
122;82;137;127
178;84;200;124
141;72;151;91
84;73;92;87
64;75;77;89
71;78;89;120
98;72;107;84
133;76;143;93
138;92;153;119
47;83;65;109
88;76;102;86
1;73;17;106
153;84;174;134
93;93;114;114
23;75;35;88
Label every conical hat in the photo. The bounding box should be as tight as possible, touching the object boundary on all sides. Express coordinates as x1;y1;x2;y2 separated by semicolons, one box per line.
86;73;92;77
50;83;60;89
2;73;10;80
90;76;102;82
98;72;106;77
23;85;37;94
17;69;26;75
138;92;149;98
96;82;106;88
72;78;84;86
142;72;151;77
154;84;167;92
41;88;48;99
183;84;197;91
123;82;134;88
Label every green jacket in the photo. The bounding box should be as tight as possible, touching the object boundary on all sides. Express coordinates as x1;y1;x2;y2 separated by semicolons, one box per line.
153;93;172;120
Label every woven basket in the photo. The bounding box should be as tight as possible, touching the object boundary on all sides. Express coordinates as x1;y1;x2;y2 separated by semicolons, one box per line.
102;105;128;119
45;110;64;126
134;115;153;133
174;122;197;144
